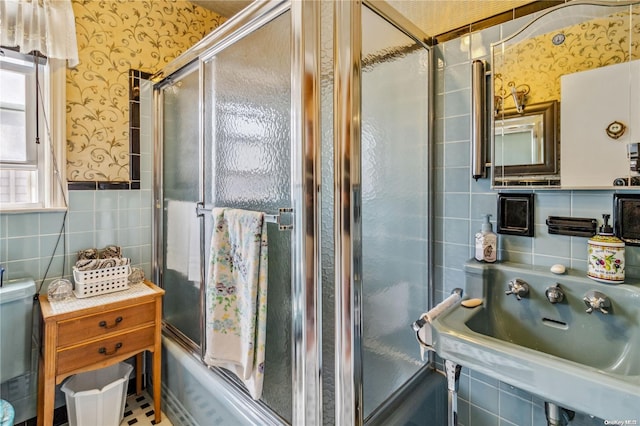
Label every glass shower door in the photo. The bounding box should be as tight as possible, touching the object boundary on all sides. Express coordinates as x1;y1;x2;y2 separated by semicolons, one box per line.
161;64;202;346
202;10;293;423
333;2;432;423
157;2;432;424
360;5;431;417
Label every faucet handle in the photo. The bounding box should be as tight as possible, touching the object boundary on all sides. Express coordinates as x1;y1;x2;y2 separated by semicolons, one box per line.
545;283;564;304
583;290;611;314
506;278;529;300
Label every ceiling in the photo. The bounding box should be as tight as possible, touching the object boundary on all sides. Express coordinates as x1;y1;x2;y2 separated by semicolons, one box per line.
385;1;534;36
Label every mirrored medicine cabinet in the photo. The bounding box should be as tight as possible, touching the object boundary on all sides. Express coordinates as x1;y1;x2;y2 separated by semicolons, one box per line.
490;0;640;189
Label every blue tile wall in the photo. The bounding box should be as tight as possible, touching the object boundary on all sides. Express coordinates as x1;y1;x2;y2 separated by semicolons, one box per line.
0;192;153;294
434;20;640;426
0;81;154;294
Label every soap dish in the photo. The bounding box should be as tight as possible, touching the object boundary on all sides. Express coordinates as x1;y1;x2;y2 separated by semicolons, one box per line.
497;193;534;237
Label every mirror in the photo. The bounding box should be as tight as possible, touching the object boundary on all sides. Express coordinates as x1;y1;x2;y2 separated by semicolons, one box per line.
491;0;640;189
494;101;557;185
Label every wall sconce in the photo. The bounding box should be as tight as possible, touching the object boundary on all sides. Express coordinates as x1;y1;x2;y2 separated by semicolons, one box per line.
508;81;530;113
494;95;503;115
494;74;530;114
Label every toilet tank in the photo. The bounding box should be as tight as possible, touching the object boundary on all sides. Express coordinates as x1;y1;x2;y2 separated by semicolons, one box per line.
0;278;36;383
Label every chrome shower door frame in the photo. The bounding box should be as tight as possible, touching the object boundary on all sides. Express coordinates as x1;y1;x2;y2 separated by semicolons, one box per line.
153;58;203;352
333;2;434;425
334;1;363;424
153;0;433;423
291;1;323;425
153;1;323;424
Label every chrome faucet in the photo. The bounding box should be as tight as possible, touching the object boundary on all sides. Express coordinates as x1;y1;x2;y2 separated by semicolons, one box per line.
583;290;611;314
545;284;564;304
505;278;529;300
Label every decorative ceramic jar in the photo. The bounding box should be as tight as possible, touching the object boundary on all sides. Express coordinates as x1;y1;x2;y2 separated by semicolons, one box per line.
587;215;625;284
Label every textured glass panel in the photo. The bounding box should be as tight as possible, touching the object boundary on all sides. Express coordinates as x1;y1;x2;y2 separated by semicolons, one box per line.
162;67;201;345
360;6;431;417
203;11;292;422
320;2;336;424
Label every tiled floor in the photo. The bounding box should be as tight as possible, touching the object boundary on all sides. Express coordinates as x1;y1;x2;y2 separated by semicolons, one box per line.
44;391;172;426
121;391;172;426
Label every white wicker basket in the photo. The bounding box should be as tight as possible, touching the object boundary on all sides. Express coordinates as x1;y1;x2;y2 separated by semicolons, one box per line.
72;264;131;298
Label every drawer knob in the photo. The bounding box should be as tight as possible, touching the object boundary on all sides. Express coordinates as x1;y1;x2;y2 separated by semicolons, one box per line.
98;342;123;356
99;316;123;329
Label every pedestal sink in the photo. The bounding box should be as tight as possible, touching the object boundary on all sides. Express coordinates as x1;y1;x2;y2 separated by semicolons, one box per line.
430;261;640;420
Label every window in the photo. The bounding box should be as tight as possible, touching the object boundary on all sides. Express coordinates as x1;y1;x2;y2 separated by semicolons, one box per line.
0;48;67;211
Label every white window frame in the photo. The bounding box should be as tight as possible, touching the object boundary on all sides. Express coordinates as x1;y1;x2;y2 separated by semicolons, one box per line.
0;49;67;212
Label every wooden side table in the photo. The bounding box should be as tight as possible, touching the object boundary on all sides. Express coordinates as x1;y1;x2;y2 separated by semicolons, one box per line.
37;280;164;426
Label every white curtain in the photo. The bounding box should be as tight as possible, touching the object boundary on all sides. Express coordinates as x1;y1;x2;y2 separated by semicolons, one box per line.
0;0;79;67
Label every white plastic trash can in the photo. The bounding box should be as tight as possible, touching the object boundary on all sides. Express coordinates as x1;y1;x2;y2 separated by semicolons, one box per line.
61;362;133;426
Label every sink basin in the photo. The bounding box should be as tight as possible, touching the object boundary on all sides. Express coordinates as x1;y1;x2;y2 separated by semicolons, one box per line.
431;261;640;420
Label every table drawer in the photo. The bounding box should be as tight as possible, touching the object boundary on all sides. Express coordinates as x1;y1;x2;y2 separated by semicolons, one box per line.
57;302;155;347
56;325;155;375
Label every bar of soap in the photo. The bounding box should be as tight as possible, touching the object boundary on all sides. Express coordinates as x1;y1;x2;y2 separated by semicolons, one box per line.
461;298;483;308
550;264;566;275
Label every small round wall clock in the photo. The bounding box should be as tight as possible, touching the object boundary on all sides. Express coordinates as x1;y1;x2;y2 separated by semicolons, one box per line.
606;121;626;139
552;33;566;45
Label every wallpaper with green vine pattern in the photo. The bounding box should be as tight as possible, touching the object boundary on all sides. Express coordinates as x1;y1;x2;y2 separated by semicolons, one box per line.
495;8;640;111
67;0;224;182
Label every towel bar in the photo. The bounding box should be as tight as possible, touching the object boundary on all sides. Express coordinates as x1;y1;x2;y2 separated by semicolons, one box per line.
195;204;293;231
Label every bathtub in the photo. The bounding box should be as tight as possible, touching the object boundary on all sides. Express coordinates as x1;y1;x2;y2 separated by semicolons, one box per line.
161;333;447;425
160;335;286;426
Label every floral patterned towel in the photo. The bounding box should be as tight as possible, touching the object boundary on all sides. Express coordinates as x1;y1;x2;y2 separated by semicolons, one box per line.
203;208;268;400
